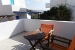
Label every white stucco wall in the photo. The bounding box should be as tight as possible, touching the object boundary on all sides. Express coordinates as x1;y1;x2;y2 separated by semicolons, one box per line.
2;5;13;15
0;0;4;15
1;0;27;12
12;0;26;12
18;14;27;19
0;0;27;21
13;13;27;20
0;19;24;41
27;14;31;19
11;0;27;18
1;0;26;7
0;0;13;15
50;0;66;8
24;19;75;40
12;14;18;20
46;3;50;8
1;0;10;5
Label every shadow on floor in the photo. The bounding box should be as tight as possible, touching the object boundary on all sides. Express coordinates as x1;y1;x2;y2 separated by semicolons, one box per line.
10;32;42;50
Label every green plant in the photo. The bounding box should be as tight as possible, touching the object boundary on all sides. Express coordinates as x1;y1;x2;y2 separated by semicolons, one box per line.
32;14;38;19
40;4;71;21
56;5;71;21
49;7;58;20
40;10;50;20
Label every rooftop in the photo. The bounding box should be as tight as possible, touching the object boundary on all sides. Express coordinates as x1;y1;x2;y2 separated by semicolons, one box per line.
0;19;75;50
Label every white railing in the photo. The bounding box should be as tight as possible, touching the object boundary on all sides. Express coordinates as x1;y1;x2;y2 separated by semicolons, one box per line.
0;19;75;41
0;19;24;41
24;19;75;39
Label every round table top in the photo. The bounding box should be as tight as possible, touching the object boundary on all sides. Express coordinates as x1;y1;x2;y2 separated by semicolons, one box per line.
24;32;46;41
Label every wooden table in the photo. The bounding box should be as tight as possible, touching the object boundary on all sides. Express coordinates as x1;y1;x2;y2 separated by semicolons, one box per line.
24;32;46;50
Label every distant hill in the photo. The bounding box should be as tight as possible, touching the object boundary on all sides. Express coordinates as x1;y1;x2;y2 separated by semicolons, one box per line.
26;9;44;12
31;10;44;12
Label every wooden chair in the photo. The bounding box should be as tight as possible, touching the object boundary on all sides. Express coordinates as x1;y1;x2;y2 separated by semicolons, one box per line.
40;24;54;47
67;36;75;50
50;35;72;50
40;35;75;50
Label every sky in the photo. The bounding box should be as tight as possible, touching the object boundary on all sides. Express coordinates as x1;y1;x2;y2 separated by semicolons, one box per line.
25;0;50;11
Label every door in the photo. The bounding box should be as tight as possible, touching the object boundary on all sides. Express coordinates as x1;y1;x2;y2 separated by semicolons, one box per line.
16;16;20;19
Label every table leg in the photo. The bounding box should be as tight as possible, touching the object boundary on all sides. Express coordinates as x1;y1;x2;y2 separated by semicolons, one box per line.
29;40;41;50
29;40;35;50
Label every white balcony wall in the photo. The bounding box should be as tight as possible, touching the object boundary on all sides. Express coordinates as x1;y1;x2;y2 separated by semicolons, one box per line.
24;19;75;40
0;19;24;41
27;14;31;19
0;19;75;44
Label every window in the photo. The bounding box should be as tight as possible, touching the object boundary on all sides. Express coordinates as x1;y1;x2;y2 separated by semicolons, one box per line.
10;0;14;5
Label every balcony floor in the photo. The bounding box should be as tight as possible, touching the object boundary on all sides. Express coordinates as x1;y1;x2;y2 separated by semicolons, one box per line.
0;32;42;50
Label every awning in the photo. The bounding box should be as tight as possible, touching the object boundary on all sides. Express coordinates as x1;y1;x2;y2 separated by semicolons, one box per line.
13;11;27;14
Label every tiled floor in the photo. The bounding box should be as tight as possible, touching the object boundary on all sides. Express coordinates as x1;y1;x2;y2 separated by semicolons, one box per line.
0;32;42;50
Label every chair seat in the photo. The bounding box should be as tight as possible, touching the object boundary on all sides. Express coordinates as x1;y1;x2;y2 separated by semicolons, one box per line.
50;43;68;50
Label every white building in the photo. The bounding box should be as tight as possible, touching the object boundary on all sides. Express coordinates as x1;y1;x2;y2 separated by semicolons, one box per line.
50;0;66;8
46;3;50;8
0;0;28;22
46;0;75;21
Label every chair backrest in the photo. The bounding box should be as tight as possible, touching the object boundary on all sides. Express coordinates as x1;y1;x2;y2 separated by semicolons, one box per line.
41;24;54;35
68;36;75;50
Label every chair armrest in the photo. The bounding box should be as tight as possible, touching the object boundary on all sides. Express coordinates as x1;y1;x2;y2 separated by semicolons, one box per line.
49;29;54;35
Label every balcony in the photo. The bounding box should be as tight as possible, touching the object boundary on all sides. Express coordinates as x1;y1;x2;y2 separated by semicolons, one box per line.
0;19;75;50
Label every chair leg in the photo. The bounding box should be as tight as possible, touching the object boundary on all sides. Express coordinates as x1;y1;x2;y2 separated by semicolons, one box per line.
48;34;50;47
29;40;35;50
30;48;35;50
42;48;45;50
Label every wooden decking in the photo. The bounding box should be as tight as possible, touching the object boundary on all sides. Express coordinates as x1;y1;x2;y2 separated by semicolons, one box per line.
50;43;68;50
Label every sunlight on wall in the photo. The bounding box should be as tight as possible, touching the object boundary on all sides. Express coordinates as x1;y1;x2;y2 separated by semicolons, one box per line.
0;19;24;41
1;0;10;5
27;14;31;19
